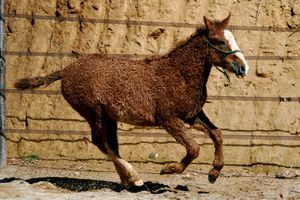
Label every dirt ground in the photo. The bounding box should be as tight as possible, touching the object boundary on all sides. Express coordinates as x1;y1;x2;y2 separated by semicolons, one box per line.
0;160;299;200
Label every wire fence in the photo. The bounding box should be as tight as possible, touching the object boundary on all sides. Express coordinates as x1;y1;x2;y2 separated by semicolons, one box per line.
3;12;300;102
3;11;300;144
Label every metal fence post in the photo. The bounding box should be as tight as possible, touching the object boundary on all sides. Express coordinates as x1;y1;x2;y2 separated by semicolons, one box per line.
0;0;6;168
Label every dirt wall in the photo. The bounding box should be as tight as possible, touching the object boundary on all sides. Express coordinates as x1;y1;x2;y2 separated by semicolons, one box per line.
4;0;300;171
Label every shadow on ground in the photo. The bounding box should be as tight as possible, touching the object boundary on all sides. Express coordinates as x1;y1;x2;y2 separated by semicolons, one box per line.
0;177;188;194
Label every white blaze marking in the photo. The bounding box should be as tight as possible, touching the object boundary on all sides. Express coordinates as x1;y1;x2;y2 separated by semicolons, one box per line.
224;29;249;74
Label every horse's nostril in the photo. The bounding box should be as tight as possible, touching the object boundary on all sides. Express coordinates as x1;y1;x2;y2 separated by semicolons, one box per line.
240;65;246;74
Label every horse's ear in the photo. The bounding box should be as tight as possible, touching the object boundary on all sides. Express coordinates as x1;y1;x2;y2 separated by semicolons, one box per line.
220;14;231;29
203;16;215;31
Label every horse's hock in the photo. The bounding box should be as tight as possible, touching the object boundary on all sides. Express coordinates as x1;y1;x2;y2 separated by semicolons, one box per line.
5;1;300;172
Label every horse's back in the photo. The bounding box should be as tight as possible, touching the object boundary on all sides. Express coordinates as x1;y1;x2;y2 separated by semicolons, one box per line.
61;54;158;125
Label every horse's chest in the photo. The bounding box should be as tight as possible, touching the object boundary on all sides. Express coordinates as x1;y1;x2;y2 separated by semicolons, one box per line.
180;87;207;118
184;102;203;121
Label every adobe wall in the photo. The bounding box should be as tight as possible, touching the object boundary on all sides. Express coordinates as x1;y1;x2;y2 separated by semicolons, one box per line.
4;0;300;171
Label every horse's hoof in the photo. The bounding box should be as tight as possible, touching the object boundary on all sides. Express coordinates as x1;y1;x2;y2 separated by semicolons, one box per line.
133;179;144;186
160;163;184;175
160;164;175;174
208;169;220;184
122;178;144;187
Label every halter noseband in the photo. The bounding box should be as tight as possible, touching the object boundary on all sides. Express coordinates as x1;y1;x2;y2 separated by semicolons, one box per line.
205;37;241;81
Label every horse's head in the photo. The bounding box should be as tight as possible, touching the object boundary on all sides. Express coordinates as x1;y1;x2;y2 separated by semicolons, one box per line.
203;15;249;79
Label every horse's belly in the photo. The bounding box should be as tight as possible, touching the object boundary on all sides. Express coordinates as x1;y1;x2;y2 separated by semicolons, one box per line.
107;103;157;126
120;113;156;126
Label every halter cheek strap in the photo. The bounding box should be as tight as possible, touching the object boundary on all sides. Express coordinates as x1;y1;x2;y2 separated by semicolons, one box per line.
205;38;241;81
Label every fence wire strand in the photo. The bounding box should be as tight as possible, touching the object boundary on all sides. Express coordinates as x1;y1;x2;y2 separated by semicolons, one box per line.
3;89;300;102
6;129;300;141
4;13;300;32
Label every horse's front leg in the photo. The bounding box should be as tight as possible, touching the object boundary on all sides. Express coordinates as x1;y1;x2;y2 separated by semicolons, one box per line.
160;118;199;174
191;111;224;183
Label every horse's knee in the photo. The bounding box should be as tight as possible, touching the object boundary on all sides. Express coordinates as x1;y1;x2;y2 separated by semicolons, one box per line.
215;134;223;145
193;144;200;158
181;144;199;167
188;143;200;159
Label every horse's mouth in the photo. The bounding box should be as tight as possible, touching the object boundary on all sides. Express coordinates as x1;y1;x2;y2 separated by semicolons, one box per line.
231;62;246;78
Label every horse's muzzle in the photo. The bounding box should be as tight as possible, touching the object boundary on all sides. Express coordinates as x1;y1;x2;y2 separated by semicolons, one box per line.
231;62;246;78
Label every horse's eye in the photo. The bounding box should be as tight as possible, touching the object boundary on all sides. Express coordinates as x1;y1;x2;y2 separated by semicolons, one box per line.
219;41;226;45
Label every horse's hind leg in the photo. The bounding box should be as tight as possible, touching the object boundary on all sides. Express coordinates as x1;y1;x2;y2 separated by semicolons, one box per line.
192;111;224;183
160;118;199;174
89;110;143;186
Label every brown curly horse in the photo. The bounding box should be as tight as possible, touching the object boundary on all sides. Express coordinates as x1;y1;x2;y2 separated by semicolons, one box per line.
14;15;249;186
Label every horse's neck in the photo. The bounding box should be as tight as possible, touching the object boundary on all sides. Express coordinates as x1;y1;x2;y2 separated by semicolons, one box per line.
168;35;212;87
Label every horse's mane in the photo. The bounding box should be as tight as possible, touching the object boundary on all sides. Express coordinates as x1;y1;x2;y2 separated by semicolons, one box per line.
144;26;208;62
168;27;208;55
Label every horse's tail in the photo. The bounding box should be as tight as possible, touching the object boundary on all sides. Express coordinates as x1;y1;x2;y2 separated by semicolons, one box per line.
14;70;62;90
